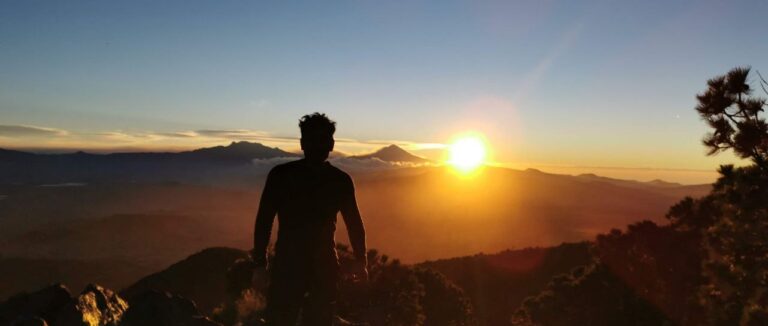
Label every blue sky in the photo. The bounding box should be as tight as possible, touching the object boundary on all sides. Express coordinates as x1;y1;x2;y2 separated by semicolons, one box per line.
2;0;768;182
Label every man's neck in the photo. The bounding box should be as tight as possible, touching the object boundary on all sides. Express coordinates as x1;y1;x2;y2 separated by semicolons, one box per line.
302;158;327;169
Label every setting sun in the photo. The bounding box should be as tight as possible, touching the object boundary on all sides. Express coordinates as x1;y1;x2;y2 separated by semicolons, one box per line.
448;136;487;171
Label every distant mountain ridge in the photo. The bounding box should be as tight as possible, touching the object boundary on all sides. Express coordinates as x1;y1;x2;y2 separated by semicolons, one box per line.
180;141;299;161
0;142;435;184
0;141;299;185
576;173;683;187
350;144;430;163
0;141;298;162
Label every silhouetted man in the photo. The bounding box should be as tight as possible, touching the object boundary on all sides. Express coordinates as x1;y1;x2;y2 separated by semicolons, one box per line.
252;113;368;326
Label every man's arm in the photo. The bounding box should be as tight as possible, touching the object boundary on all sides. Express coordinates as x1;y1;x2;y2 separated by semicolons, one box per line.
340;174;367;264
252;168;279;265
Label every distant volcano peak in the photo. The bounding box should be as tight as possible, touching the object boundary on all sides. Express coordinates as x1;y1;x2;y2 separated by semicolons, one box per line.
376;144;410;155
227;140;263;147
350;144;429;163
185;141;299;160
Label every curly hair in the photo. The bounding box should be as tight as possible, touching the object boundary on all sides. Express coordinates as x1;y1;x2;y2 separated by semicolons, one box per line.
299;112;336;136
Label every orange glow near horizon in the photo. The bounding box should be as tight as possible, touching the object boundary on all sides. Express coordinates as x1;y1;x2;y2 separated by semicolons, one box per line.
447;134;488;172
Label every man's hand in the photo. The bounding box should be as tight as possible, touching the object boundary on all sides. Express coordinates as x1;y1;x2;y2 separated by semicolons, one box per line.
251;264;269;291
249;248;267;267
249;249;269;290
349;258;369;283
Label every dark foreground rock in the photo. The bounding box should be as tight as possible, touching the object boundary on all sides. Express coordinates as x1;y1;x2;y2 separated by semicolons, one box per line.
0;284;71;325
119;290;220;326
0;284;219;326
10;316;48;326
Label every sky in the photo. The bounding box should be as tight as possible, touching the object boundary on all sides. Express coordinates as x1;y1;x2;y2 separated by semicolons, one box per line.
2;0;768;183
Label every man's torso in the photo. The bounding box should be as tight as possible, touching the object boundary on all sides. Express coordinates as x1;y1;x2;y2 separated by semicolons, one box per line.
269;159;352;261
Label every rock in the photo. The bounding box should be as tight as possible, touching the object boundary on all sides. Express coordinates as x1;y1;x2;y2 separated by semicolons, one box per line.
55;284;128;326
334;316;370;326
10;315;48;326
120;290;220;326
0;283;72;325
226;259;260;299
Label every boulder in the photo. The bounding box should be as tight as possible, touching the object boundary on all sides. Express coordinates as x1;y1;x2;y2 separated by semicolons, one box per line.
54;284;128;326
120;290;220;326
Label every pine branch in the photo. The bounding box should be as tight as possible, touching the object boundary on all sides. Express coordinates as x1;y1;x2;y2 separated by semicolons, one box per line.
757;70;768;96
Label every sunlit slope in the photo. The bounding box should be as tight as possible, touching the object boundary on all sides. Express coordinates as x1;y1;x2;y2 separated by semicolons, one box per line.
347;166;709;262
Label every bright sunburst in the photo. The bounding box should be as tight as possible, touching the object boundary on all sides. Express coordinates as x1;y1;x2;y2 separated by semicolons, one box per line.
448;136;487;172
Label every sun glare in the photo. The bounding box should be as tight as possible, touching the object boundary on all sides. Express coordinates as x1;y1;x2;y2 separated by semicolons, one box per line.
448;136;487;172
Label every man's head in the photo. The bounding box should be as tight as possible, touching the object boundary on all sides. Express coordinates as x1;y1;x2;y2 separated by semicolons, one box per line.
299;112;336;163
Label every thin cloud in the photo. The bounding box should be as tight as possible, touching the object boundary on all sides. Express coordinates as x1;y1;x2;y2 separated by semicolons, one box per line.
93;131;153;139
195;129;270;138
251;157;299;167
330;157;437;171
0;125;68;137
153;131;197;138
337;138;446;150
194;129;298;143
252;156;437;172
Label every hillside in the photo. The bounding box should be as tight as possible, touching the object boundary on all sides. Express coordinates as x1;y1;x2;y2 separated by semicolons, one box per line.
121;247;248;315
0;246;479;326
0;243;596;325
420;242;592;326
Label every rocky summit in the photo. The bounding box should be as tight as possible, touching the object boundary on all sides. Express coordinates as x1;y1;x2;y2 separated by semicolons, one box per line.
0;284;219;326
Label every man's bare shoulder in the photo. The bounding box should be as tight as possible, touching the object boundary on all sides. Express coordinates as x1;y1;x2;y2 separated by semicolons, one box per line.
326;163;353;183
268;159;305;176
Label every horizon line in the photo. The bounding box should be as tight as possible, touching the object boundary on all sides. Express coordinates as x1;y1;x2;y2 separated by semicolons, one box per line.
2;142;724;176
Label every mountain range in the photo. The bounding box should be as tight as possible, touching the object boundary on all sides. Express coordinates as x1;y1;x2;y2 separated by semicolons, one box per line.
0;142;430;185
